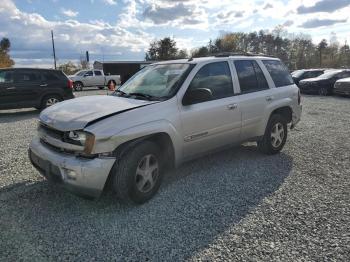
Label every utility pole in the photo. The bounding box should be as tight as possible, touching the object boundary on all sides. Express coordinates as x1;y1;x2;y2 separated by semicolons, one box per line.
51;30;57;69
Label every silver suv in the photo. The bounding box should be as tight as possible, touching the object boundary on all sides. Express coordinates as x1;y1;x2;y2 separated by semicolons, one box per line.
29;55;302;204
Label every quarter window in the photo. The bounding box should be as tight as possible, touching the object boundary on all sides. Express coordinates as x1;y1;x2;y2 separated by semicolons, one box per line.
42;72;60;81
234;60;269;93
262;60;294;87
187;62;234;101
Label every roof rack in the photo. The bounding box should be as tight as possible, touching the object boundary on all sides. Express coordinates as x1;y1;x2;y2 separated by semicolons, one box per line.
214;52;276;58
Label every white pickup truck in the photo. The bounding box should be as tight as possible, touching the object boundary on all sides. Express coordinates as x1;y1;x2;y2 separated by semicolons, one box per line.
69;70;121;91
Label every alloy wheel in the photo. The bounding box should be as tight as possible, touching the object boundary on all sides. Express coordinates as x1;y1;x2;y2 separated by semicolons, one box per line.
46;98;59;107
271;122;285;148
135;154;159;193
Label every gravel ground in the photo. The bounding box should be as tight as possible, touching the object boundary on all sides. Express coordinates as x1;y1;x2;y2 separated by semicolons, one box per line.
0;91;349;261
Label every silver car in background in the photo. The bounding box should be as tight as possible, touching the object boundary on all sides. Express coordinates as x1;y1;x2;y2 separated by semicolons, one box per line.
69;69;120;91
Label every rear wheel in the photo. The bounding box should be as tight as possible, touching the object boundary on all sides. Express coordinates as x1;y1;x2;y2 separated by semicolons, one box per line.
111;141;163;204
74;82;83;91
41;95;62;109
258;114;288;155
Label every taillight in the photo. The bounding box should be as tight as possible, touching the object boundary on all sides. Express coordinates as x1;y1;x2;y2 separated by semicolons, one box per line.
68;79;73;89
298;88;301;105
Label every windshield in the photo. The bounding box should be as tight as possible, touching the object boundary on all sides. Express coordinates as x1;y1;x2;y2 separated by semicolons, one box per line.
317;70;341;79
291;70;304;78
76;70;87;76
116;63;191;100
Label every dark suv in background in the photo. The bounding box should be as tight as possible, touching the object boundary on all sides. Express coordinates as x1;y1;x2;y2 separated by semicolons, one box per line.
0;68;74;110
291;69;325;86
298;69;350;96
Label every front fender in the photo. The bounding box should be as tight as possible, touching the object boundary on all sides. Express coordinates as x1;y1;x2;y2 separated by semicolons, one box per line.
92;120;183;166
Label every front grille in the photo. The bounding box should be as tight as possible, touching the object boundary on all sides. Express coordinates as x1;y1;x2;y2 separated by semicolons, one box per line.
39;123;64;140
38;123;81;146
335;82;350;90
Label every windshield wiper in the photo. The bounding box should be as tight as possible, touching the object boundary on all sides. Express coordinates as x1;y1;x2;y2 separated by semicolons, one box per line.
128;92;159;101
114;90;128;97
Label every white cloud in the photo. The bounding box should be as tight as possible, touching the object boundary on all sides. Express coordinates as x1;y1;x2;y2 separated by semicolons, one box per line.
0;0;154;67
61;8;78;17
102;0;117;5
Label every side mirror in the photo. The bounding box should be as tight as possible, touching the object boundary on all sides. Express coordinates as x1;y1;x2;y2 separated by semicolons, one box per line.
183;88;213;105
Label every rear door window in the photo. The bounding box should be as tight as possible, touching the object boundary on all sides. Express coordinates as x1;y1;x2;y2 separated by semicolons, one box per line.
94;71;102;76
0;71;14;83
15;70;39;83
85;71;93;76
187;61;234;101
234;60;269;93
262;60;294;87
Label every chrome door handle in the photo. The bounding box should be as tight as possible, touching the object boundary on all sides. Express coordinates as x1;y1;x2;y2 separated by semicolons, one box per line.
6;87;16;90
266;96;273;102
40;84;48;87
227;104;238;110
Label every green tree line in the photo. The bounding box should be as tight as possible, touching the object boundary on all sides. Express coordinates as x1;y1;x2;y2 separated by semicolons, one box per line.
146;30;350;70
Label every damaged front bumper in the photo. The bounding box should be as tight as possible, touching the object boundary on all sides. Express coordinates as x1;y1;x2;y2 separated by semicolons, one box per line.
29;137;115;198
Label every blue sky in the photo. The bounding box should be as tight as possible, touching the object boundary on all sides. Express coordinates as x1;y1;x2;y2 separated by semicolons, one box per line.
0;0;349;68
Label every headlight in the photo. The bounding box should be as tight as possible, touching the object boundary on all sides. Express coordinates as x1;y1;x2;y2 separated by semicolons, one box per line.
68;131;87;145
66;131;95;154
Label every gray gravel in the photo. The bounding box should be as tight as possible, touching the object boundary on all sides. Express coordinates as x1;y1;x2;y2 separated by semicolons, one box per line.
0;92;349;261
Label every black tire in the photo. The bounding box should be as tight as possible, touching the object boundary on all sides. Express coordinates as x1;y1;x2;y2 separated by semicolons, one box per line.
111;141;163;204
98;86;105;90
318;87;328;96
41;95;62;109
74;82;84;91
258;114;288;155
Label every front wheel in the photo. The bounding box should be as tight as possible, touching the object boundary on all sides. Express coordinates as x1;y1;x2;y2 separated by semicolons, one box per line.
111;141;163;204
258;114;288;155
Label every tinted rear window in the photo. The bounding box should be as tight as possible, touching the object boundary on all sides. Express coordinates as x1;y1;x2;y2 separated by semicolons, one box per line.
234;60;269;93
262;60;294;87
42;71;60;81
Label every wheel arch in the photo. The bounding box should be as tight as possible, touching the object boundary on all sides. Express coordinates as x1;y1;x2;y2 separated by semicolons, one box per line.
269;106;293;123
113;132;176;169
39;93;63;108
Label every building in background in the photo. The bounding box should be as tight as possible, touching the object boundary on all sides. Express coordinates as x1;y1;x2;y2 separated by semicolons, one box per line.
93;61;154;84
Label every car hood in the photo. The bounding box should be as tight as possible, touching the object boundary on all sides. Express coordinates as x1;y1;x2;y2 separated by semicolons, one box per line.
39;95;157;131
336;77;350;83
299;77;324;83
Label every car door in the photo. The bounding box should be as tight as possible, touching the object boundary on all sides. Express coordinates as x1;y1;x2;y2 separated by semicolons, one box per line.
82;70;94;86
0;70;16;108
179;61;241;159
41;70;65;95
8;69;41;106
232;60;273;140
93;70;105;86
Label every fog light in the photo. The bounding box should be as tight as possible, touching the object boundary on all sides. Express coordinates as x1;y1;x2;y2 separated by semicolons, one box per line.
63;169;77;180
